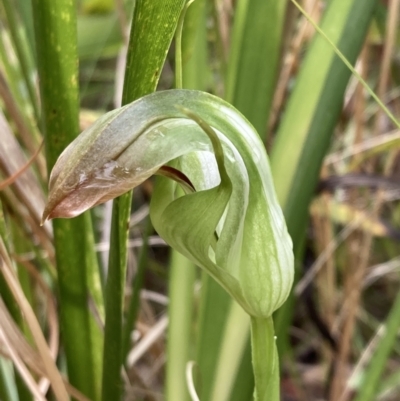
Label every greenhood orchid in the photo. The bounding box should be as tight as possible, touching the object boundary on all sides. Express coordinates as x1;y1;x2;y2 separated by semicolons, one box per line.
43;89;294;319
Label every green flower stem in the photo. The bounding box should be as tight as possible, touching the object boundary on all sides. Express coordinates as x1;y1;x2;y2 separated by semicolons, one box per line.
181;0;208;90
175;0;196;90
250;316;279;401
166;6;205;398
102;2;186;400
31;0;103;399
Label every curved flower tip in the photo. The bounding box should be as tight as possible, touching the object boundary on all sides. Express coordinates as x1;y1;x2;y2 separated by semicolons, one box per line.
42;159;145;223
41;102;160;223
41;90;221;224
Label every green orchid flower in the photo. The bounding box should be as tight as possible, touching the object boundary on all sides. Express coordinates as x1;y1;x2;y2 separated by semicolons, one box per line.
43;89;293;319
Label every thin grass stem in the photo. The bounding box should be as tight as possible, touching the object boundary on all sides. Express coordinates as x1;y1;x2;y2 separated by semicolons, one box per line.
102;2;186;400
165;251;195;401
122;217;153;363
291;0;400;129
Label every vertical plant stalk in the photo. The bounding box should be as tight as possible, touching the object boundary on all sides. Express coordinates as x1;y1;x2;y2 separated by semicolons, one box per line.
102;1;186;400
250;316;279;401
31;1;103;399
174;0;194;90
272;0;379;357
181;0;209;90
226;0;288;137
165;3;204;400
196;273;232;401
180;3;228;400
122;217;152;362
209;303;250;401
102;198;129;401
165;250;196;401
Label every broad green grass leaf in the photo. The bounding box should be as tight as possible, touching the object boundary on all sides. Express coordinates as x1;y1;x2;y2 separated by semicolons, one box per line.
165;247;196;401
271;0;378;355
103;2;186;400
206;1;290;397
226;0;287;138
271;0;378;246
32;0;104;399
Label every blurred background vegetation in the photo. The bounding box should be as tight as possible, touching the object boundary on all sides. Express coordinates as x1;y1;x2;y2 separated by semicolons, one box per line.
0;0;400;400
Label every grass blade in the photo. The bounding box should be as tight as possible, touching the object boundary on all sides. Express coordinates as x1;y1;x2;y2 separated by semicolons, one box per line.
121;1;186;105
122;217;152;362
271;0;378;353
31;0;103;399
196;274;231;401
166;250;196;401
353;289;400;401
271;0;378;245
0;360;17;401
166;4;206;400
226;0;288;137
209;303;250;401
182;0;209;90
102;2;186;400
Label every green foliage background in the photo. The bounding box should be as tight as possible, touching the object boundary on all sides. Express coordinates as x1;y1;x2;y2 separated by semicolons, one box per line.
1;0;400;401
